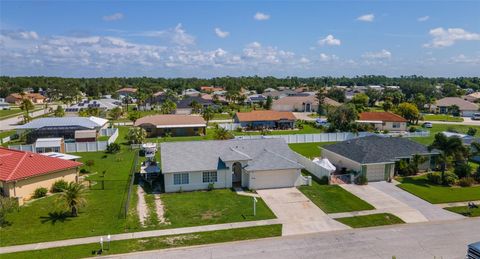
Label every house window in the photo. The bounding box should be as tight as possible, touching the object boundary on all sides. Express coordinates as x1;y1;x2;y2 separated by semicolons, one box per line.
202;171;217;183
173;173;189;185
392;122;400;128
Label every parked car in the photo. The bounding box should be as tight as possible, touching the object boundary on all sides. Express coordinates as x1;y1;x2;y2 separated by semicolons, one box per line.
315;118;330;127
467;241;480;259
472;113;480;120
422;122;433;128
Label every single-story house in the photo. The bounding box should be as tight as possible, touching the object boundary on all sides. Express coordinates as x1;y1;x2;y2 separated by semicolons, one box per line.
246;94;267;104
357;112;408;132
34;138;65;153
234;110;296;130
16;116;108;144
175;95;217;114
0;147;82;204
116;87;137;96
182;88;201;96
321;136;438;181
65;98;121;113
432;97;479;117
6;93;46;105
262;89;307;99
135;114;206;137
160;138;304;192
272;95;340;113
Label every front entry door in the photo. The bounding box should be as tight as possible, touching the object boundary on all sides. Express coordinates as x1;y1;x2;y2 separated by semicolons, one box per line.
232;162;242;184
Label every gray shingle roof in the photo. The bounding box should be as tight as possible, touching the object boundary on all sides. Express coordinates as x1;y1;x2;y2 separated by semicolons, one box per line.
16;116;107;130
322;135;437;164
160;138;303;173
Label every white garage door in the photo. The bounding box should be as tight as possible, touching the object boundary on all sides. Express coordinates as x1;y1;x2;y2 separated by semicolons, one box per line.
366;164;386;182
249;169;300;190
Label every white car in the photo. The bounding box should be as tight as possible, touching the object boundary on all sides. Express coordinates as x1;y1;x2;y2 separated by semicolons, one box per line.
422;122;433;128
472;113;480;120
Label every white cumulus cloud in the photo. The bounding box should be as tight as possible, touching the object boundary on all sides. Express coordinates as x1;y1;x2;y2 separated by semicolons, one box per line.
214;28;230;38
417;16;430;22
357;14;374;22
424;27;480;48
102;13;124;21
318;35;341;46
135;23;195;46
254;12;270;21
362;49;392;59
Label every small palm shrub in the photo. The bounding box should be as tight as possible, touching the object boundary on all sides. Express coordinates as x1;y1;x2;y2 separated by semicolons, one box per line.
458;177;475;187
33;187;48;198
51;180;68;193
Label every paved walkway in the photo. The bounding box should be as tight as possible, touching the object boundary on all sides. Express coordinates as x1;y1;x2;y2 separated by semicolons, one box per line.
109;218;480;259
0;219;280;254
256;188;349;236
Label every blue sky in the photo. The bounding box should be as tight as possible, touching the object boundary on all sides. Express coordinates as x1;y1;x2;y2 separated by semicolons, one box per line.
1;1;479;77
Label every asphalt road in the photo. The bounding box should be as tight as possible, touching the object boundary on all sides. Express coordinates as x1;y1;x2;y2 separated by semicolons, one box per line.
109;218;480;259
0;108;54;130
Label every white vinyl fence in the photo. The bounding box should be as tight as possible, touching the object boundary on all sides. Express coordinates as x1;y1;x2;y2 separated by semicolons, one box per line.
218;123;241;131
294;152;332;180
9;128;119;153
235;131;429;144
1;136;12;144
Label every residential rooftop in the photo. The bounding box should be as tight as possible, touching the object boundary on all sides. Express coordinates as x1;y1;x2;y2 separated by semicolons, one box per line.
16;116;108;130
235;110;296;122
134;114;206;128
358;112;407;122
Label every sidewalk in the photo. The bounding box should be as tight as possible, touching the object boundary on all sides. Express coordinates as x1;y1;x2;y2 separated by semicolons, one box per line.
0;219;280;254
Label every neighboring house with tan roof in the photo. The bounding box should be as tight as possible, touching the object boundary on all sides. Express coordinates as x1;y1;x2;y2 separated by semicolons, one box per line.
357;112;408;132
0;147;82;204
234;110;296;130
200;86;224;92
6;92;46;105
432;97;479;117
272;95;340;113
116;87;137;96
463;92;480;103
135;114;206;137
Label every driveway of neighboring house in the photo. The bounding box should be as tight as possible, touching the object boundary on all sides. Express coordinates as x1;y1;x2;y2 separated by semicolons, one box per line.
256;188;349;236
369;181;464;221
340;182;463;223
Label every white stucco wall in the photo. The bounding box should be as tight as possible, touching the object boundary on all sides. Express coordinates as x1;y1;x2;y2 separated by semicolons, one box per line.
247;168;301;190
164;168;232;193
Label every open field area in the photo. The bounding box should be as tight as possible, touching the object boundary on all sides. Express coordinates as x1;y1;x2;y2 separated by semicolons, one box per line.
335;213;404;228
397;175;480;204
4;225;282;259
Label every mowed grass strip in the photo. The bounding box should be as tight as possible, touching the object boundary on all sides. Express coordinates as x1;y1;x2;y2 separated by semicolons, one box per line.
161;189;275;227
397;175;480;204
336;213;404;228
0;150;137;246
288;142;336;159
445;206;480;217
298;173;374;213
4;225;282;259
423;114;464;122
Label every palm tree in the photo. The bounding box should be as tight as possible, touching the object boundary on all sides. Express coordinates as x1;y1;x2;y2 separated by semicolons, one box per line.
19;98;34;123
410;154;429;174
213;125;234;140
190;100;202;114
126;127;147;144
161;99;177;114
428;133;466;184
201;106;214;124
57;182;87;217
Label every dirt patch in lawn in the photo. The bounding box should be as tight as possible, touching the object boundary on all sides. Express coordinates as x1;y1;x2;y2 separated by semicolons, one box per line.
201;210;222;220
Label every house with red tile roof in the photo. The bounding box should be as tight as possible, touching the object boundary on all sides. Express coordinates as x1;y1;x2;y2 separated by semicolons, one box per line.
234;110;296;130
0;147;82;204
357;112;408;132
5;92;46;105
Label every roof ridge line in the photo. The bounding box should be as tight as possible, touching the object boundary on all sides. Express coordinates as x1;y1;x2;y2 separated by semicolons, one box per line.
262;148;302;166
7;151;28;181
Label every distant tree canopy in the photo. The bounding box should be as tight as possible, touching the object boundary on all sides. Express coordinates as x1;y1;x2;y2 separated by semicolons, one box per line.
1;76;479;102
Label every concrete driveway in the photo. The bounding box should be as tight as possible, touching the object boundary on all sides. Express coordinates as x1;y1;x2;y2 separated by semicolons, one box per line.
257;188;349;236
340;182;463;223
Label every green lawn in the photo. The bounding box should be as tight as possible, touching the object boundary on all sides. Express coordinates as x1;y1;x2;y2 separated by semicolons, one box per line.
423;114;464;122
0;130;15;139
445;206;480;217
161;189;275;227
235;124;324;136
0;149;137;246
397;175;480;204
0;108;21;118
298;173;374;213
410;124;480;145
336;213;404;228
5;225;282;259
212;113;233;120
288;142;336;159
